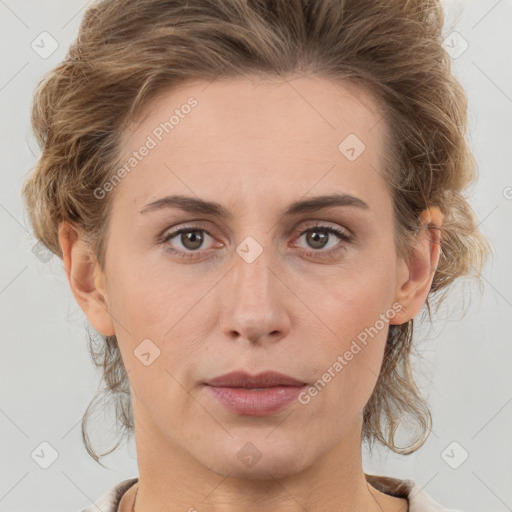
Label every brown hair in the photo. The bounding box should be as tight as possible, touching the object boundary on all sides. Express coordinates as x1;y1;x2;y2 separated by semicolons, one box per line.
22;0;490;464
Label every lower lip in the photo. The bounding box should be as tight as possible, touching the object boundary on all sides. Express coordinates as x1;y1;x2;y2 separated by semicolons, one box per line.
205;385;307;416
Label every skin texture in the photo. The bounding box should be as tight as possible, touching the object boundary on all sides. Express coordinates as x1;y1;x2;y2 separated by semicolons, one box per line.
59;75;442;512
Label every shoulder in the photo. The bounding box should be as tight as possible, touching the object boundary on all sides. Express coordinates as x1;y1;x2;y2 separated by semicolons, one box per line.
365;473;463;512
79;477;139;512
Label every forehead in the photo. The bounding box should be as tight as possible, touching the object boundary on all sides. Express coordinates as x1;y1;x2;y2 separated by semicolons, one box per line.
114;75;389;212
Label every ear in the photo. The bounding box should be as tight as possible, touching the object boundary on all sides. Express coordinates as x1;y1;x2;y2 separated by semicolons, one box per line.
390;207;443;325
58;222;115;336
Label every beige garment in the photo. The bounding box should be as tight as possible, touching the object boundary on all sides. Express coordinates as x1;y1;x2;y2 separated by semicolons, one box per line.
79;474;462;512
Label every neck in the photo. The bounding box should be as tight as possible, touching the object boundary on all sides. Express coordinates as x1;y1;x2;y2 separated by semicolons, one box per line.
127;397;404;512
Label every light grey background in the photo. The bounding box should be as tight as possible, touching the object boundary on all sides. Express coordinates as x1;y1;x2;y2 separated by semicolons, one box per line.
1;1;511;511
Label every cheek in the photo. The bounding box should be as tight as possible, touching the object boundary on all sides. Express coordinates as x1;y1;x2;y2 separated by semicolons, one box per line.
106;249;191;336
105;258;219;397
297;261;397;416
312;257;397;344
297;318;388;436
106;268;204;425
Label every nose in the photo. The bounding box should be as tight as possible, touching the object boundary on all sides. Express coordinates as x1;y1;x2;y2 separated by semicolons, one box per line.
218;240;292;346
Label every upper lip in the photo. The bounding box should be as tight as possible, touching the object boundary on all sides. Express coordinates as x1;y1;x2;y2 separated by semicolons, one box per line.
205;371;306;388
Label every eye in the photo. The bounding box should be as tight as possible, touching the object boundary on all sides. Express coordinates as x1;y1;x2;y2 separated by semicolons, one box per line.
293;223;351;259
160;225;218;258
159;222;352;260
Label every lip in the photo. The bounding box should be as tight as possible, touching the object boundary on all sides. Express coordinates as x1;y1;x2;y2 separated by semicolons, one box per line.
204;371;307;416
206;370;306;388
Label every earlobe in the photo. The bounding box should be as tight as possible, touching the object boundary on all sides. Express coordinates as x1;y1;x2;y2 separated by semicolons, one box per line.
390;207;443;325
58;222;115;336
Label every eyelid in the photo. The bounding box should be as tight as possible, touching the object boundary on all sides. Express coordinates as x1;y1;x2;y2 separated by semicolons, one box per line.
293;221;352;239
159;223;218;246
160;220;351;241
159;220;214;240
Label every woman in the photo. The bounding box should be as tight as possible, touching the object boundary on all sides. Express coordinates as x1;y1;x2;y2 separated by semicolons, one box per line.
22;0;489;511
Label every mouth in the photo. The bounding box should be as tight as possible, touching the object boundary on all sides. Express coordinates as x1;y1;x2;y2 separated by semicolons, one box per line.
204;370;308;416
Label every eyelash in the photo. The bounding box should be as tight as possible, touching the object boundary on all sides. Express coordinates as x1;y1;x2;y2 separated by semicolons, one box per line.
159;223;352;260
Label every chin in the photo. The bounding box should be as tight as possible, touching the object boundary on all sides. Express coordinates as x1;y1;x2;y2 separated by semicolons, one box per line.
192;434;314;480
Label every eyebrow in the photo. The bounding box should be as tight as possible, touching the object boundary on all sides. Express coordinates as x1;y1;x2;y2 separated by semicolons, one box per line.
139;193;369;217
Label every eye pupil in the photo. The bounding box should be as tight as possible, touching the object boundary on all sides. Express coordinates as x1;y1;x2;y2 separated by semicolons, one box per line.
182;230;204;250
307;230;328;249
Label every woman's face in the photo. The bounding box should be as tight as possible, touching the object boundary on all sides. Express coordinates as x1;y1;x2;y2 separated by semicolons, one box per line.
69;76;432;479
